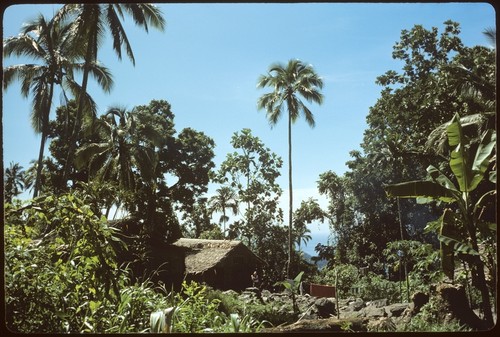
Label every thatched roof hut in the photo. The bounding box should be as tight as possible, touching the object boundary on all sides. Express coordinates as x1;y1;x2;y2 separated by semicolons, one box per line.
171;238;264;291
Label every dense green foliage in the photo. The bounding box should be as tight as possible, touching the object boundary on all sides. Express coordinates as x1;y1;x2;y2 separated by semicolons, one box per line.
214;128;288;283
3;5;495;332
4;194;167;333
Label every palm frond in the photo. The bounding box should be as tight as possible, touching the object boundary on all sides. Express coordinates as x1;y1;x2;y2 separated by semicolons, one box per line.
123;3;166;32
87;61;114;93
105;4;135;64
483;27;496;48
297;101;316;128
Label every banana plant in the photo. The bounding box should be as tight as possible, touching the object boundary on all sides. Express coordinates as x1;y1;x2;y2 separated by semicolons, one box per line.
384;113;496;327
275;271;304;314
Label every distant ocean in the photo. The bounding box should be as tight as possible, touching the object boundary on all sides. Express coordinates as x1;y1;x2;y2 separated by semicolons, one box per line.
301;231;331;257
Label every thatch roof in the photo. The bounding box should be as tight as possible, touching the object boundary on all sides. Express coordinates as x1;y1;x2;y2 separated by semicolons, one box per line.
172;238;261;275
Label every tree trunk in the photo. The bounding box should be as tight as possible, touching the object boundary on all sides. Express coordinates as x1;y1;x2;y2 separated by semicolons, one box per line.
287;110;293;279
62;16;97;187
465;211;494;328
33;83;54;198
33;131;47;198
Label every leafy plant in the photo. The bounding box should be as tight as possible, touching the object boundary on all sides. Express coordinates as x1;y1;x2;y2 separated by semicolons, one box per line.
223;313;270;333
385;113;496;327
353;272;400;304
150;307;177;333
275;271;304;314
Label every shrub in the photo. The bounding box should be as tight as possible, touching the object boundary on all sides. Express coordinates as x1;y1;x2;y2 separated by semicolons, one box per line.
312;263;358;296
168;281;223;333
353;272;400;303
4;194;169;333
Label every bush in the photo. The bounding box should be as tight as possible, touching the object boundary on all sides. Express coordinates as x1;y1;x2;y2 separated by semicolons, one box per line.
4;194;169;333
353;272;400;303
312;263;358;296
170;281;222;333
152;282;272;332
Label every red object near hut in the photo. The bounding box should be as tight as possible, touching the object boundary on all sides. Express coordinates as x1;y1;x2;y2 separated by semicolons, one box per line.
309;283;336;298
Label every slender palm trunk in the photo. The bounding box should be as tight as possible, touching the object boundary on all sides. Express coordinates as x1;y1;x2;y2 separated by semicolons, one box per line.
222;208;227;238
33;82;54;198
287;111;293;279
63;64;90;186
33;133;47;198
63;19;96;187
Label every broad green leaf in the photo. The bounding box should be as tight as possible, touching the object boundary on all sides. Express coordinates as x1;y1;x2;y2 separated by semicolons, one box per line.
447;113;474;192
438;234;479;256
424;215;442;233
469;129;496;191
426;165;459;192
384;180;459;203
446;113;462;147
293;271;304;285
150;310;166;333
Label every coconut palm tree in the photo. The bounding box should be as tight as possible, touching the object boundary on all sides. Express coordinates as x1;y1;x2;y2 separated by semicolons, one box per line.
75;106;137;191
209;186;239;238
257;59;324;277
3;13;113;197
56;3;166;186
4;162;25;203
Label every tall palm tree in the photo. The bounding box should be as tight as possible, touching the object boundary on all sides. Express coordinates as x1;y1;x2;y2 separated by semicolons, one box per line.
57;3;166;186
4;162;25;203
209;186;239;238
257;59;324;277
3;13;113;197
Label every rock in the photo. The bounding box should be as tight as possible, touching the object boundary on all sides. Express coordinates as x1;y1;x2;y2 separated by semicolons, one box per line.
408;291;429;316
314;297;336;318
239;288;263;304
366;298;388;308
367;317;396;332
361;305;386;318
260;289;271;300
384;303;408;318
222;289;238;297
244;286;260;294
347;298;365;311
435;283;487;330
262;317;368;333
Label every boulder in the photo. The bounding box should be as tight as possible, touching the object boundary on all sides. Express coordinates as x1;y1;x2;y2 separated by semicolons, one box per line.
384;303;409;318
435;283;487;330
361;305;386;318
347;298;365;311
366;298;388;308
367;317;396;332
408;291;429;316
314;297;336;318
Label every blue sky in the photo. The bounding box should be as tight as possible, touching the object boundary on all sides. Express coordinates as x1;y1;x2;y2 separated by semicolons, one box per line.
2;2;495;255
